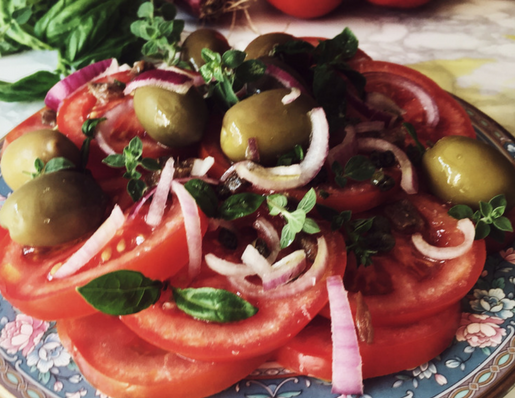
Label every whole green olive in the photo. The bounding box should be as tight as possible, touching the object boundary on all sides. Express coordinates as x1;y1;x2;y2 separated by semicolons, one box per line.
180;28;231;71
0;171;108;247
220;88;317;164
244;33;295;60
422;135;515;209
1;129;81;190
133;86;208;148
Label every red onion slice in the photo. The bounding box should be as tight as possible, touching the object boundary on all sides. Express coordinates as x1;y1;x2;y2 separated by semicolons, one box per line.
261;250;306;291
171;181;203;279
191;157;215;177
365;72;440;128
234;107;329;190
229;236;329;299
45;59;115;111
159;64;205;87
281;87;301;105
124;69;194;96
357;137;418;194
241;244;274;276
326;126;357;170
412;218;475;260
204;254;254;277
366;91;406;118
265;63;309;95
49;205;126;280
146;158;175;227
253;218;281;263
326;275;363;396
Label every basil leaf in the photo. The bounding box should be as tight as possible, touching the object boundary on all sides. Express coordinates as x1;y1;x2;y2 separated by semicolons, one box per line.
219;193;265;220
184;179;219;218
172;287;257;323
235;59;266;83
448;204;474;220
0;70;60;102
314;27;359;65
77;270;163;315
222;49;246;69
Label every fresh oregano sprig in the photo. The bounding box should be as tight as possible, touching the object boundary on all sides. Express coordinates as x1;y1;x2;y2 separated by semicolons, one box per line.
81;117;105;170
267;188;321;248
332;155;376;188
102;136;161;201
448;194;513;241
199;48;266;109
27;157;75;179
130;1;185;67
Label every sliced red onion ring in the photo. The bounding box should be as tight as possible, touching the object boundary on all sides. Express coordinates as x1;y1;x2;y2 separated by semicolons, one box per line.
234;107;329;190
412;218;475;260
253;218;281;263
246;138;260;163
94;99;135;155
346;91;399;127
357;137;418;195
326;125;357;170
45;59;115;111
158;64;205;87
265;63;309;95
281;87;301;105
49;205;126;280
326;275;363;396
365;72;440;128
366;91;406;118
261;250;306;291
124;69;194;96
191;156;215;177
146;157;175;227
171;181;203;279
229;236;329;299
128;187;156;221
204;254;254;277
241;244;274;276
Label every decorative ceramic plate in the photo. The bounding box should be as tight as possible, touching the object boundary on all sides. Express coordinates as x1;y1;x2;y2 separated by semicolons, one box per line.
1;98;515;398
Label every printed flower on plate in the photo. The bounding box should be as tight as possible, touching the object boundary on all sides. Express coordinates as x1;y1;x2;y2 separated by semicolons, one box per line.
455;313;506;348
0;314;49;356
470;287;515;319
26;332;71;373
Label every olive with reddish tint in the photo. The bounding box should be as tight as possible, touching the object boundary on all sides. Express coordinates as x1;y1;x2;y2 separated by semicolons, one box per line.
181;29;231;71
0;171;108;247
244;33;295;60
133;86;208;148
0;129;81;190
220;88;316;165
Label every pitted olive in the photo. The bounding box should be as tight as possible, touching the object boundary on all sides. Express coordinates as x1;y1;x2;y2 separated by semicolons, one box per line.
1;129;81;190
244;33;295;60
133;86;208;148
181;28;231;71
220;88;317;164
422;135;515;209
0;171;108;247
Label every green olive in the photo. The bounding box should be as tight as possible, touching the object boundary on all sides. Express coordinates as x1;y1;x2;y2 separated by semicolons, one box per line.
220;88;317;164
1;129;81;190
244;33;295;60
422;135;515;209
133;86;208;148
180;28;230;71
0;171;108;247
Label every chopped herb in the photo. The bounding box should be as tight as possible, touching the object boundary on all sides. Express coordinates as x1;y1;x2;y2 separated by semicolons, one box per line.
218;193;265;221
332;155;376;188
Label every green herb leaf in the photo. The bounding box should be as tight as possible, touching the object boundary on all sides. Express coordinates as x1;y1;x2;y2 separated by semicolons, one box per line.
172;286;258;323
344;155;376;181
0;70;60;102
277;145;304;166
43;157;75;173
448;204;475;220
184;179;219;218
77;270;163;316
218;193;265;221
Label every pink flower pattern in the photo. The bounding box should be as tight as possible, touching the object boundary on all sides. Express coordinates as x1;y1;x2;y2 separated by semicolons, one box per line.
501;247;515;264
455;313;506;348
0;314;49;356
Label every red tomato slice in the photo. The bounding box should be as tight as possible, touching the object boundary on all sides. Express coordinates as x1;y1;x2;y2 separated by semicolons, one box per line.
354;60;476;146
121;227;346;362
0;201;207;320
276;302;461;380
58;312;268;398
343;193;486;326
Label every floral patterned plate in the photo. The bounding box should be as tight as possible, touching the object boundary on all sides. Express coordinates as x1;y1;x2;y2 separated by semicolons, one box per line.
1;98;515;398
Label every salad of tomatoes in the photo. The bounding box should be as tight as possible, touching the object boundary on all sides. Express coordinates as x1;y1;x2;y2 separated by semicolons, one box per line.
0;24;512;398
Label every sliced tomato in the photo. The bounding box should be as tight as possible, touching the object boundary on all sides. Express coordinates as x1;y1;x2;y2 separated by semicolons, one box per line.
121;227;346;362
276;302;461;380
354;61;476;146
343;193;485;326
58;312;267;398
0;200;207;320
197;113;230;179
